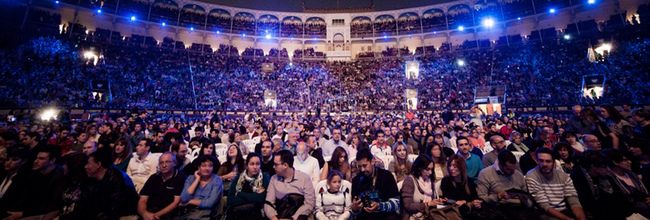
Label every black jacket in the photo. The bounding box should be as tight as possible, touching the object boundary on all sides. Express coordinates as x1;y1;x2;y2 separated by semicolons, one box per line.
85;167;139;219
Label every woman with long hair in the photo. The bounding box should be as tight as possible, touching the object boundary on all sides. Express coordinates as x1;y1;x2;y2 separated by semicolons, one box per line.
217;143;245;193
401;155;460;220
225;153;270;220
441;155;482;218
388;143;413;184
112;138;132;171
600;105;633;142
426;143;448;196
320;147;352;181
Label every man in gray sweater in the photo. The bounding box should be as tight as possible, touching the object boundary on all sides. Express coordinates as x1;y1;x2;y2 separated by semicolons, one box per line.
477;150;535;219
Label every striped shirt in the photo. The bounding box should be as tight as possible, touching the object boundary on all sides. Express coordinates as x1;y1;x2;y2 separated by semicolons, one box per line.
525;167;582;211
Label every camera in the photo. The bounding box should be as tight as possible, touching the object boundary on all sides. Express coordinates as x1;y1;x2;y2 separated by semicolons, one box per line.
359;190;380;207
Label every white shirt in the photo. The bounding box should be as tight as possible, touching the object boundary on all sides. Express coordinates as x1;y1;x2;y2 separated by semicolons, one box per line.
126;152;162;193
370;144;392;157
294;154;321;188
315;180;352;220
321;139;349;158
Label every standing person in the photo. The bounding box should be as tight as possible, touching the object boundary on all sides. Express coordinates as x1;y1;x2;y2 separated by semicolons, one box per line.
315;170;352;220
470;106;484;128
179;156;224;219
264;150;316;220
138;152;186;220
226;153;270;220
526;148;586;220
350;148;400;220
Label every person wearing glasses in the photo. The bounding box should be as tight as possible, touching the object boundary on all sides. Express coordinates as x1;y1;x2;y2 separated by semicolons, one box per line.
482;134;509;167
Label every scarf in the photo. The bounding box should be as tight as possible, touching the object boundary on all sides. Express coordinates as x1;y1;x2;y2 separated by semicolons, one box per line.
235;171;263;194
417;176;434;198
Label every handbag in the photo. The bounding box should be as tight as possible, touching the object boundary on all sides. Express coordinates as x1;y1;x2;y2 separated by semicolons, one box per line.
423;205;462;220
272;193;305;219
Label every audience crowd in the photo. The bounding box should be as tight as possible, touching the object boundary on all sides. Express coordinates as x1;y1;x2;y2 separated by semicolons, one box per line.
0;104;648;220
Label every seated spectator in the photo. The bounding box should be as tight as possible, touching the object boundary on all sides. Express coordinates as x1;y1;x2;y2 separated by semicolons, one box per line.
322;128;349;158
603;149;650;218
113;138;132;171
84;150;139;219
477;150;535;219
320;146;352;181
507;131;529;153
5;146;64;220
257;140;276;176
264;150;316;220
582;134;603;151
226;153;270;220
294;141;321;187
570;150;611;219
456;136;483;179
426;142;448;195
82;140;97;156
554;142;576;174
138;152;186;220
217;143;245;194
526;148;585;220
282;132;299;154
562;132;584;153
370;131;391;157
401;155;461;220
483;134;508;167
183;143;220;176
388;142;412;184
59;152;89;219
190;127;210;147
350;148;400;220
315;170;352;220
127;139;161;193
0;148;29;219
171;142;191;171
306;135;325;168
180;156;224;219
441;155;483;218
